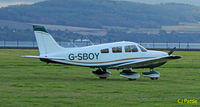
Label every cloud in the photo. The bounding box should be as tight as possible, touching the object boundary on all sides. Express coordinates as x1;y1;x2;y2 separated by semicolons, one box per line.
0;0;44;8
0;2;35;8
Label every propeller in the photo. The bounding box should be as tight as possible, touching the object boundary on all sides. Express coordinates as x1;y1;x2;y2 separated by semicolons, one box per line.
168;47;176;55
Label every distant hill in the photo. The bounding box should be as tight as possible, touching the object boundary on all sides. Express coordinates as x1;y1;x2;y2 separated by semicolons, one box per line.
0;0;42;2
0;0;200;28
1;0;200;43
121;0;200;6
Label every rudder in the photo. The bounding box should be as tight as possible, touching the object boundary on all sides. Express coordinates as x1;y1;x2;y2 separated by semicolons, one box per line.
33;25;64;56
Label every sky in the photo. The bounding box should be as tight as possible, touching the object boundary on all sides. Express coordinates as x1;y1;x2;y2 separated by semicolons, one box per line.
0;0;200;8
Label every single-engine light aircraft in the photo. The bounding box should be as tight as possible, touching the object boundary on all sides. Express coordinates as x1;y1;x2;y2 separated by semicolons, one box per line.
23;25;182;80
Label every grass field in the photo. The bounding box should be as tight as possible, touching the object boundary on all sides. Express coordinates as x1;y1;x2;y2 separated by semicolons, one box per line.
0;49;199;107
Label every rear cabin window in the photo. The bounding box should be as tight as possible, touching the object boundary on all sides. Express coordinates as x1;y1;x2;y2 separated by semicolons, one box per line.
112;46;122;53
125;45;138;52
138;45;147;52
101;48;109;53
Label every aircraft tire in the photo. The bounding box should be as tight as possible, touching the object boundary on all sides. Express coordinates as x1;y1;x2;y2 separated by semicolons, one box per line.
128;78;136;81
150;77;159;80
100;77;107;79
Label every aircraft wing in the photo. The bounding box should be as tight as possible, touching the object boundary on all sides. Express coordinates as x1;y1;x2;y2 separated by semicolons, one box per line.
110;55;181;69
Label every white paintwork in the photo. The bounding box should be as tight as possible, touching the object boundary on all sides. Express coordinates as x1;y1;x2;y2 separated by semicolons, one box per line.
120;72;140;79
143;71;160;78
23;25;181;70
34;31;65;56
143;74;160;78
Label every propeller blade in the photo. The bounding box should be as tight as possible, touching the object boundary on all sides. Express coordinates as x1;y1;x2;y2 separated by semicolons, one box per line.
168;47;176;55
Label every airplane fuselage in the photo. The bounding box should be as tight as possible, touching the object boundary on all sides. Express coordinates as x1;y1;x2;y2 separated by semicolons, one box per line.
41;41;168;69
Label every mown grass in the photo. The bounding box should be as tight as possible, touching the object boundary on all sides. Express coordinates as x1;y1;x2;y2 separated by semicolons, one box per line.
0;49;199;107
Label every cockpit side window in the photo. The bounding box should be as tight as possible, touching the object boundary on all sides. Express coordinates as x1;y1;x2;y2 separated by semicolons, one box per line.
138;45;147;52
112;46;122;53
125;45;138;52
101;48;109;53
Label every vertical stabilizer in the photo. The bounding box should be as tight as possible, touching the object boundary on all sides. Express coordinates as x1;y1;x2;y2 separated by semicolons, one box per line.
33;25;64;56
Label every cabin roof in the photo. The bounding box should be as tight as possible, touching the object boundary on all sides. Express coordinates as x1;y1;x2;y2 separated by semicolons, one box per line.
84;41;138;48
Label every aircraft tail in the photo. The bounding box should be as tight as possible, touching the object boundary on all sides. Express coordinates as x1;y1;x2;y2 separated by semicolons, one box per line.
33;25;64;56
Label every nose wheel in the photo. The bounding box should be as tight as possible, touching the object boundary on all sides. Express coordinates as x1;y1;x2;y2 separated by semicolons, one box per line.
128;78;137;81
120;68;140;80
142;69;160;80
151;77;159;80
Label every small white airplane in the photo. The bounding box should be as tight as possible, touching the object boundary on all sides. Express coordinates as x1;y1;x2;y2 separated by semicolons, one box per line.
23;25;182;80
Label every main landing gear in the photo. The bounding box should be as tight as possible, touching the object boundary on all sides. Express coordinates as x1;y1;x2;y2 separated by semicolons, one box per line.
142;69;160;80
92;68;160;80
92;68;111;79
120;68;140;81
119;68;160;80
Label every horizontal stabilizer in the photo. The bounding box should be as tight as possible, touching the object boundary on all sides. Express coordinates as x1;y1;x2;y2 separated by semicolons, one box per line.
21;55;66;60
21;55;40;58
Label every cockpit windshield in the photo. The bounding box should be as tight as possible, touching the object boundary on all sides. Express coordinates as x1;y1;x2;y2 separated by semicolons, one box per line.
138;45;147;52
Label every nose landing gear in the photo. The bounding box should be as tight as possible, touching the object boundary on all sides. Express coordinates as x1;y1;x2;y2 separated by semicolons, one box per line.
142;69;160;80
120;68;140;80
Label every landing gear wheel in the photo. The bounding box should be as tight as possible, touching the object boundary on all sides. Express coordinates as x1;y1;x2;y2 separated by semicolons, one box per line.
100;77;107;79
128;78;136;81
93;68;111;79
151;77;159;80
142;69;160;80
120;69;140;80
